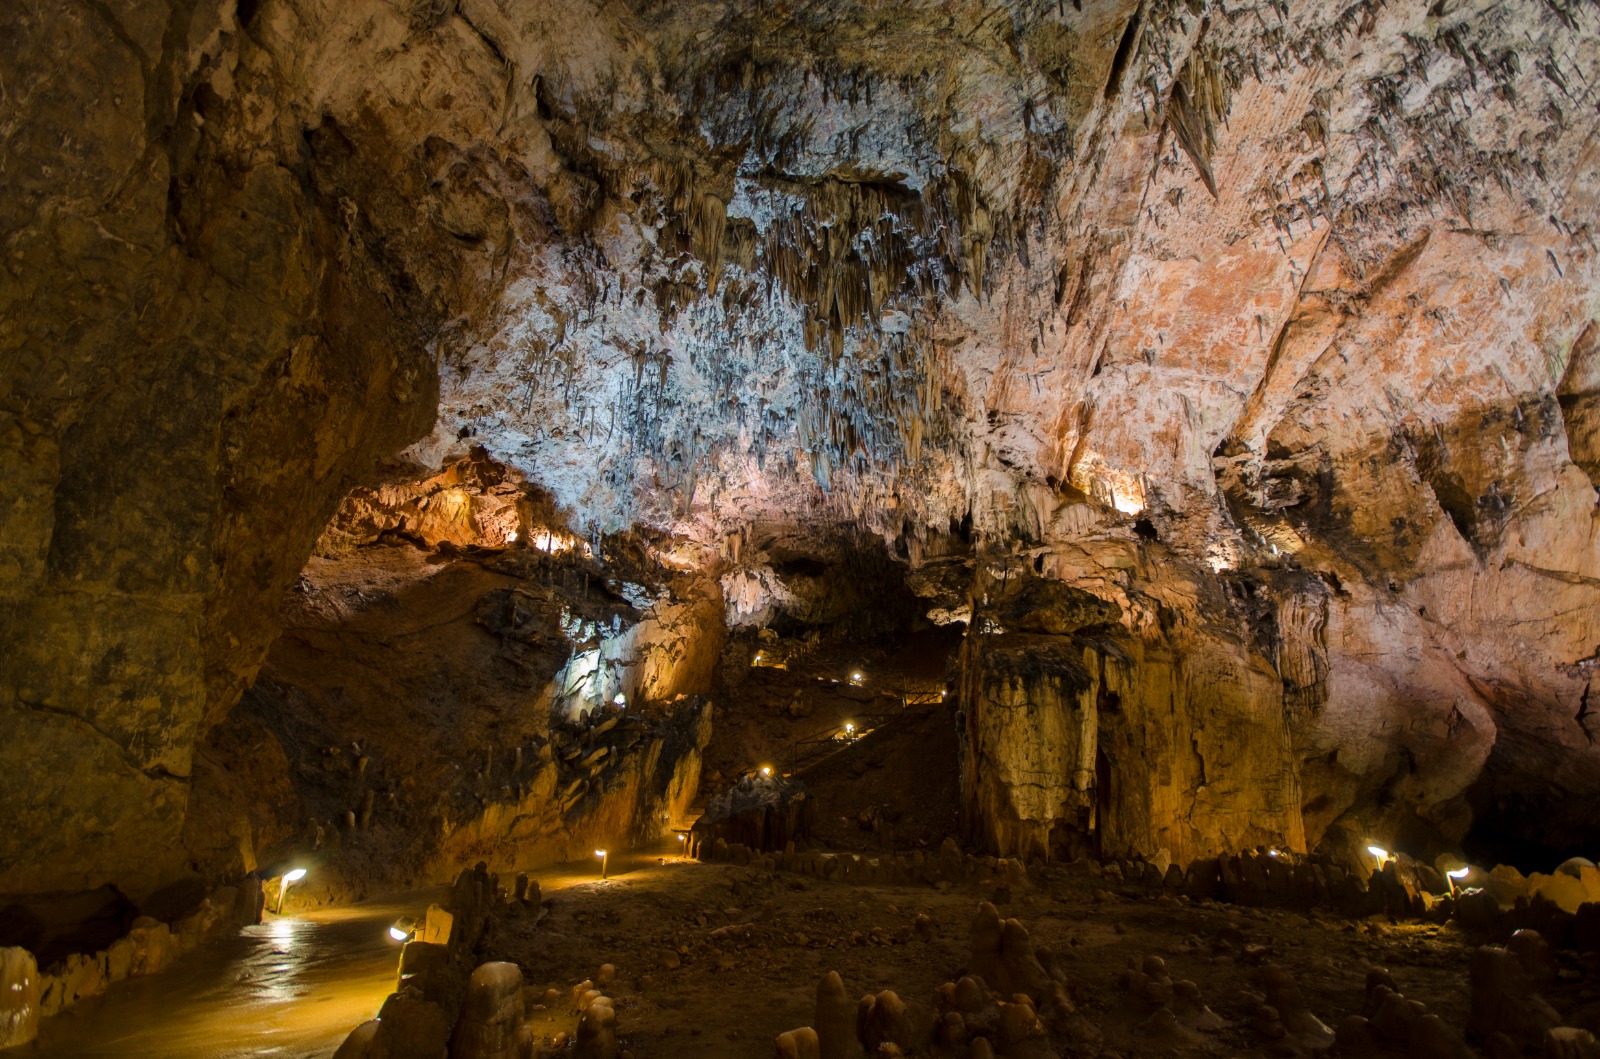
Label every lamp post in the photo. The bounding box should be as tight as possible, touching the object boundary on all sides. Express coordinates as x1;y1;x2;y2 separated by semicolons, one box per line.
276;868;307;914
595;849;608;880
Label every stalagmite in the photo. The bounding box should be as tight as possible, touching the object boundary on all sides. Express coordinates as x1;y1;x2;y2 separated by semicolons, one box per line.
775;1026;821;1059
576;996;618;1059
816;971;863;1059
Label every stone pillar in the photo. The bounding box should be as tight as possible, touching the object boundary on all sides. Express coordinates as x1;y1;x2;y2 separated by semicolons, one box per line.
959;633;1099;861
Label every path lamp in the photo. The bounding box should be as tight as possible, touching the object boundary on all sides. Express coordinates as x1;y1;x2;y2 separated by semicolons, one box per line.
276;868;307;914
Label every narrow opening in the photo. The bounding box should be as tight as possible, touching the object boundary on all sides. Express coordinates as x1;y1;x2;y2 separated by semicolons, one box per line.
1104;11;1142;100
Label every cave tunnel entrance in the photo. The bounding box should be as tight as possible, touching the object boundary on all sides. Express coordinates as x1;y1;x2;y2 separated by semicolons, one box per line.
703;522;967;856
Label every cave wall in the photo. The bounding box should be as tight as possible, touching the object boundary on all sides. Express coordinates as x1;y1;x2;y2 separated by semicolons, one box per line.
0;0;453;901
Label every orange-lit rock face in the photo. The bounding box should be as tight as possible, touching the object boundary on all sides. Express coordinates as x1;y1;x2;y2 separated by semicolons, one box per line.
0;0;1597;902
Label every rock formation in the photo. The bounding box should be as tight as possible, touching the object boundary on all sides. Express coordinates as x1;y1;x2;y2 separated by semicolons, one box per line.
1;0;1597;984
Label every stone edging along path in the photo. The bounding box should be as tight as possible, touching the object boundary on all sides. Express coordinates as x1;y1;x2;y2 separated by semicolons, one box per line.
0;877;264;1050
691;837;1600;952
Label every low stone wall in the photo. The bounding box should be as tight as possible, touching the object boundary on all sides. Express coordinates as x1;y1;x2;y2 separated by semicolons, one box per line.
693;835;1027;893
694;838;1600;953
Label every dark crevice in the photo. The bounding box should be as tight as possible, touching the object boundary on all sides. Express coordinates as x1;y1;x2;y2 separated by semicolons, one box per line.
1104;8;1143;101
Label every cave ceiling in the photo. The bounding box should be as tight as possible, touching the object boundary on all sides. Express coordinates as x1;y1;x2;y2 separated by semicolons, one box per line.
235;0;1598;586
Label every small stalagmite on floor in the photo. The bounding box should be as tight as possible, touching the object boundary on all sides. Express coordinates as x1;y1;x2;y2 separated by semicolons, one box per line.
452;962;531;1059
575;994;618;1059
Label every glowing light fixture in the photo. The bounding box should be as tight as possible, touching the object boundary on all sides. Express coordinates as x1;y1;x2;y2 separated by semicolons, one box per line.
388;915;417;943
844;723;854;735
1366;845;1391;865
506;530;519;542
595;849;608;880
1448;866;1470;879
850;671;864;684
613;692;626;707
276;867;308;913
760;765;772;777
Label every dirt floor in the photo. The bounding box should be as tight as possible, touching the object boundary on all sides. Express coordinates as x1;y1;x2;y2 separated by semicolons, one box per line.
483;851;1600;1058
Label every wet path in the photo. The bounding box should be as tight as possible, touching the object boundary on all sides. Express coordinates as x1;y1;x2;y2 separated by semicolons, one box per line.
31;843;679;1058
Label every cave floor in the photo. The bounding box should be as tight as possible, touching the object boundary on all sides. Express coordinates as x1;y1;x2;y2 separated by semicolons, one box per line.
31;845;1599;1057
488;852;1596;1058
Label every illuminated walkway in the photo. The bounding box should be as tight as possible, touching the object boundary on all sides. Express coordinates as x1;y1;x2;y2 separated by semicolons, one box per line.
31;843;679;1057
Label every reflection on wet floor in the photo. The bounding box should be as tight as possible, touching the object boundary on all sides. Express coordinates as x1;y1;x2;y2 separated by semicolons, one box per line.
30;844;678;1058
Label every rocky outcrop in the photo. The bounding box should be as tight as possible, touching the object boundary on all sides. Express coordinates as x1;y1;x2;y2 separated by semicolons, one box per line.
690;772;815;855
959;569;1305;864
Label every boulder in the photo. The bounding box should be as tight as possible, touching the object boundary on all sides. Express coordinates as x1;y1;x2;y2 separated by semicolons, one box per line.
369;988;452;1059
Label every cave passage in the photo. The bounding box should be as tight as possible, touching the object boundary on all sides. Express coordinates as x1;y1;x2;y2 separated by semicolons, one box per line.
3;0;1599;1055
